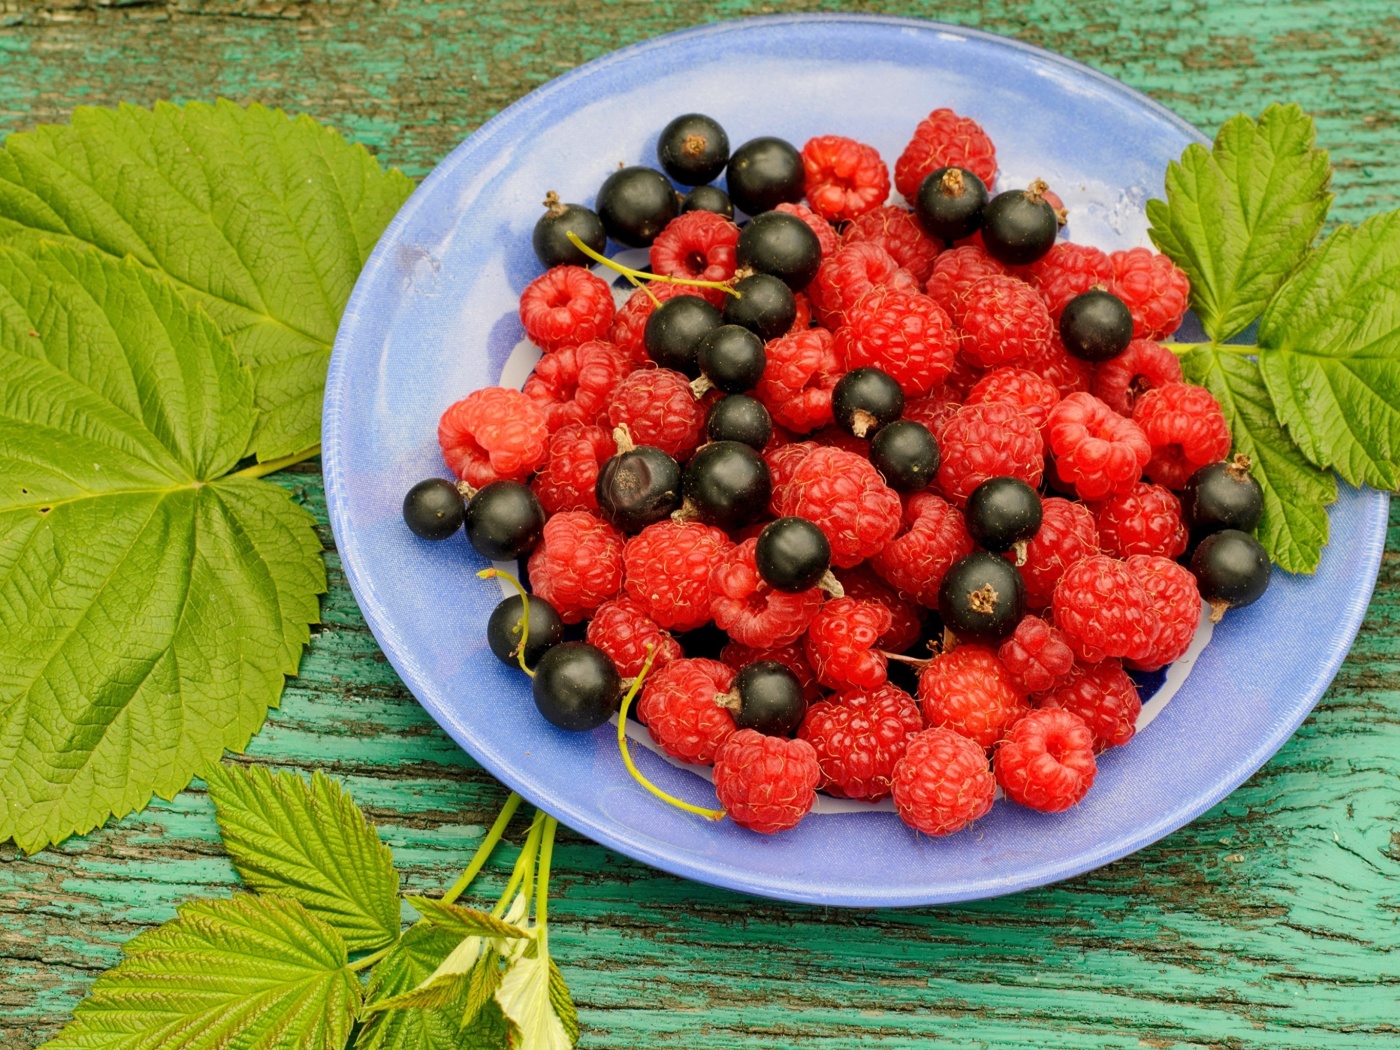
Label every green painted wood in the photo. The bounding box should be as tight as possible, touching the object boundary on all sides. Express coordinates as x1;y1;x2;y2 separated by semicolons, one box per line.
2;1;1399;1046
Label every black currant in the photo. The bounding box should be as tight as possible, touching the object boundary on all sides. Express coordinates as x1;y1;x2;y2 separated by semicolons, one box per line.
1190;529;1271;622
402;478;465;540
725;136;804;216
1182;455;1264;539
643;294;722;375
657;113;730;186
722;273;797;341
1059;289;1133;362
736;210;821;291
532;192;607;269
832;367;904;438
706;394;772;450
937;551;1026;643
682;440;771;532
487;593;564;669
696;324;766;393
596;166;679;247
755;516;830;592
869;420;939;493
964;477;1042;557
681;184;734;220
723;661;805;736
914;166;988;243
464;481;546;561
982;180;1059;265
531;642;621;731
595;444;683;533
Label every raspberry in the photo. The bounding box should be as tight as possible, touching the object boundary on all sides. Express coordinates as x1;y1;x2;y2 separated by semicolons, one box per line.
522;338;631;433
917;644;1029;750
893;108;998;203
1016;497;1099;608
586;597;683;679
623;520;734;631
1027;241;1113;320
869;491;975;606
997;615;1074;693
531;423;615;513
808;242;921;329
775;202;840;258
1028;332;1094;397
804;597;893;691
994;708;1097;812
936;402;1044;505
788;291;814;334
947;274;1054;370
720;641;823;704
902;391;961;440
1108;247;1190;340
1052;554;1158;663
519;265;615;353
609;282;690;365
834;286;957;398
798;683;923;800
924;244;1008;317
607;368;707;461
965;367;1060;440
1126;554;1202;672
526;511;625;624
765;441;818;513
709;538;823;648
1035;659;1140;751
438;387;549;488
835;567;924;653
754;328;843;433
809;425;871;457
891;728;995;835
1046;392;1151;500
800;135;891;223
713;730;820;834
1091;338;1184;416
636;658;736;765
778;446;902;568
1095;482;1188;559
842;205;941;283
649;211;739;307
1132;382;1232;490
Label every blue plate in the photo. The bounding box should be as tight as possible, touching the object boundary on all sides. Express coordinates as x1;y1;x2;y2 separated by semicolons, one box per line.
324;14;1388;906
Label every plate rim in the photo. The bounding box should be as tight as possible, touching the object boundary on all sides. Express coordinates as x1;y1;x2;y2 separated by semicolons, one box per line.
324;12;1391;907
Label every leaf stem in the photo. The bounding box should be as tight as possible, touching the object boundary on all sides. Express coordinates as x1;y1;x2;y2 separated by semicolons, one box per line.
535;816;558;952
492;810;546;918
442;792;524;904
565;231;740;299
1166;341;1258;357
230;443;322;479
347;945;392;972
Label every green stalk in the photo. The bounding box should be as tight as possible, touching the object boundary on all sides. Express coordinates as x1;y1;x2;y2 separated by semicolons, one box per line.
442;792;524;904
492;810;546;918
535;816;558;953
230;443;322;479
347;945;392;972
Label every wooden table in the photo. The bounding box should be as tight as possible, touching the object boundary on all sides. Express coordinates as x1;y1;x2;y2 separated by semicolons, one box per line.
3;2;1398;1046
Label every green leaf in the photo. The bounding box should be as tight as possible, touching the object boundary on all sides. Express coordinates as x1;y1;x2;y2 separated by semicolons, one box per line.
1147;104;1332;341
0;244;325;851
407;896;532;941
0;100;414;459
1181;346;1336;573
1255;209;1400;489
40;893;361;1050
205;764;400;951
365;931;482;1013
495;948;575;1050
548;960;580;1046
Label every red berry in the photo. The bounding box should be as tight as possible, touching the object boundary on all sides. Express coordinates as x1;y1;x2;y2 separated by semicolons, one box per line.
609;282;690;365
891;728;996;835
997;615;1075;693
893;108;998;203
438;387;549;488
775;202;840;258
623;520;734;631
809;425;871;457
1108;247;1190;340
637;657;736;765
778;446;903;568
1132;382;1232;490
917;644;1029;750
720;641;823;704
522;338;631;433
924;243;1008;317
869;491;975;607
1016;497;1099;608
526;511;625;624
607;368;707;461
1046;392;1152;500
808;242;921;329
765;440;819;514
835;567;924;653
994;708;1097;812
531;423;616;513
936;401;1044;505
801;135;891;223
902;391;962;440
965;367;1060;441
755;328;844;433
1052;554;1158;663
798;683;923;800
1027;241;1113;320
1028;332;1094;396
519;265;615;353
1035;659;1140;751
804;597;893;691
649;211;739;307
586;596;683;679
787;290;814;334
709;537;824;648
834;286;957;398
842;205;941;283
1094;482;1188;559
948;274;1054;370
713;730;820;834
1092;338;1184;416
1126;554;1202;672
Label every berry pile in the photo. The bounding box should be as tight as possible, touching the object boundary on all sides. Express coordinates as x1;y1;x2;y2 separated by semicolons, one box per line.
402;109;1274;837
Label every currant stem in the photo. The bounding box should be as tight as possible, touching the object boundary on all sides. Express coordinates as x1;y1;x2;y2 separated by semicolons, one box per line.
477;567;535;677
880;650;932;668
441;791;524;904
565;231;741;299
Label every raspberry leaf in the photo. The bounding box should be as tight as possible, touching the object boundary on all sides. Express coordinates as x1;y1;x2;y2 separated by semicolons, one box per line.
1147;104;1332;342
1181;346;1335;573
407;895;533;941
40;894;361;1050
205;764;401;952
0;245;324;852
495;947;576;1050
1255;209;1400;489
0;100;413;460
